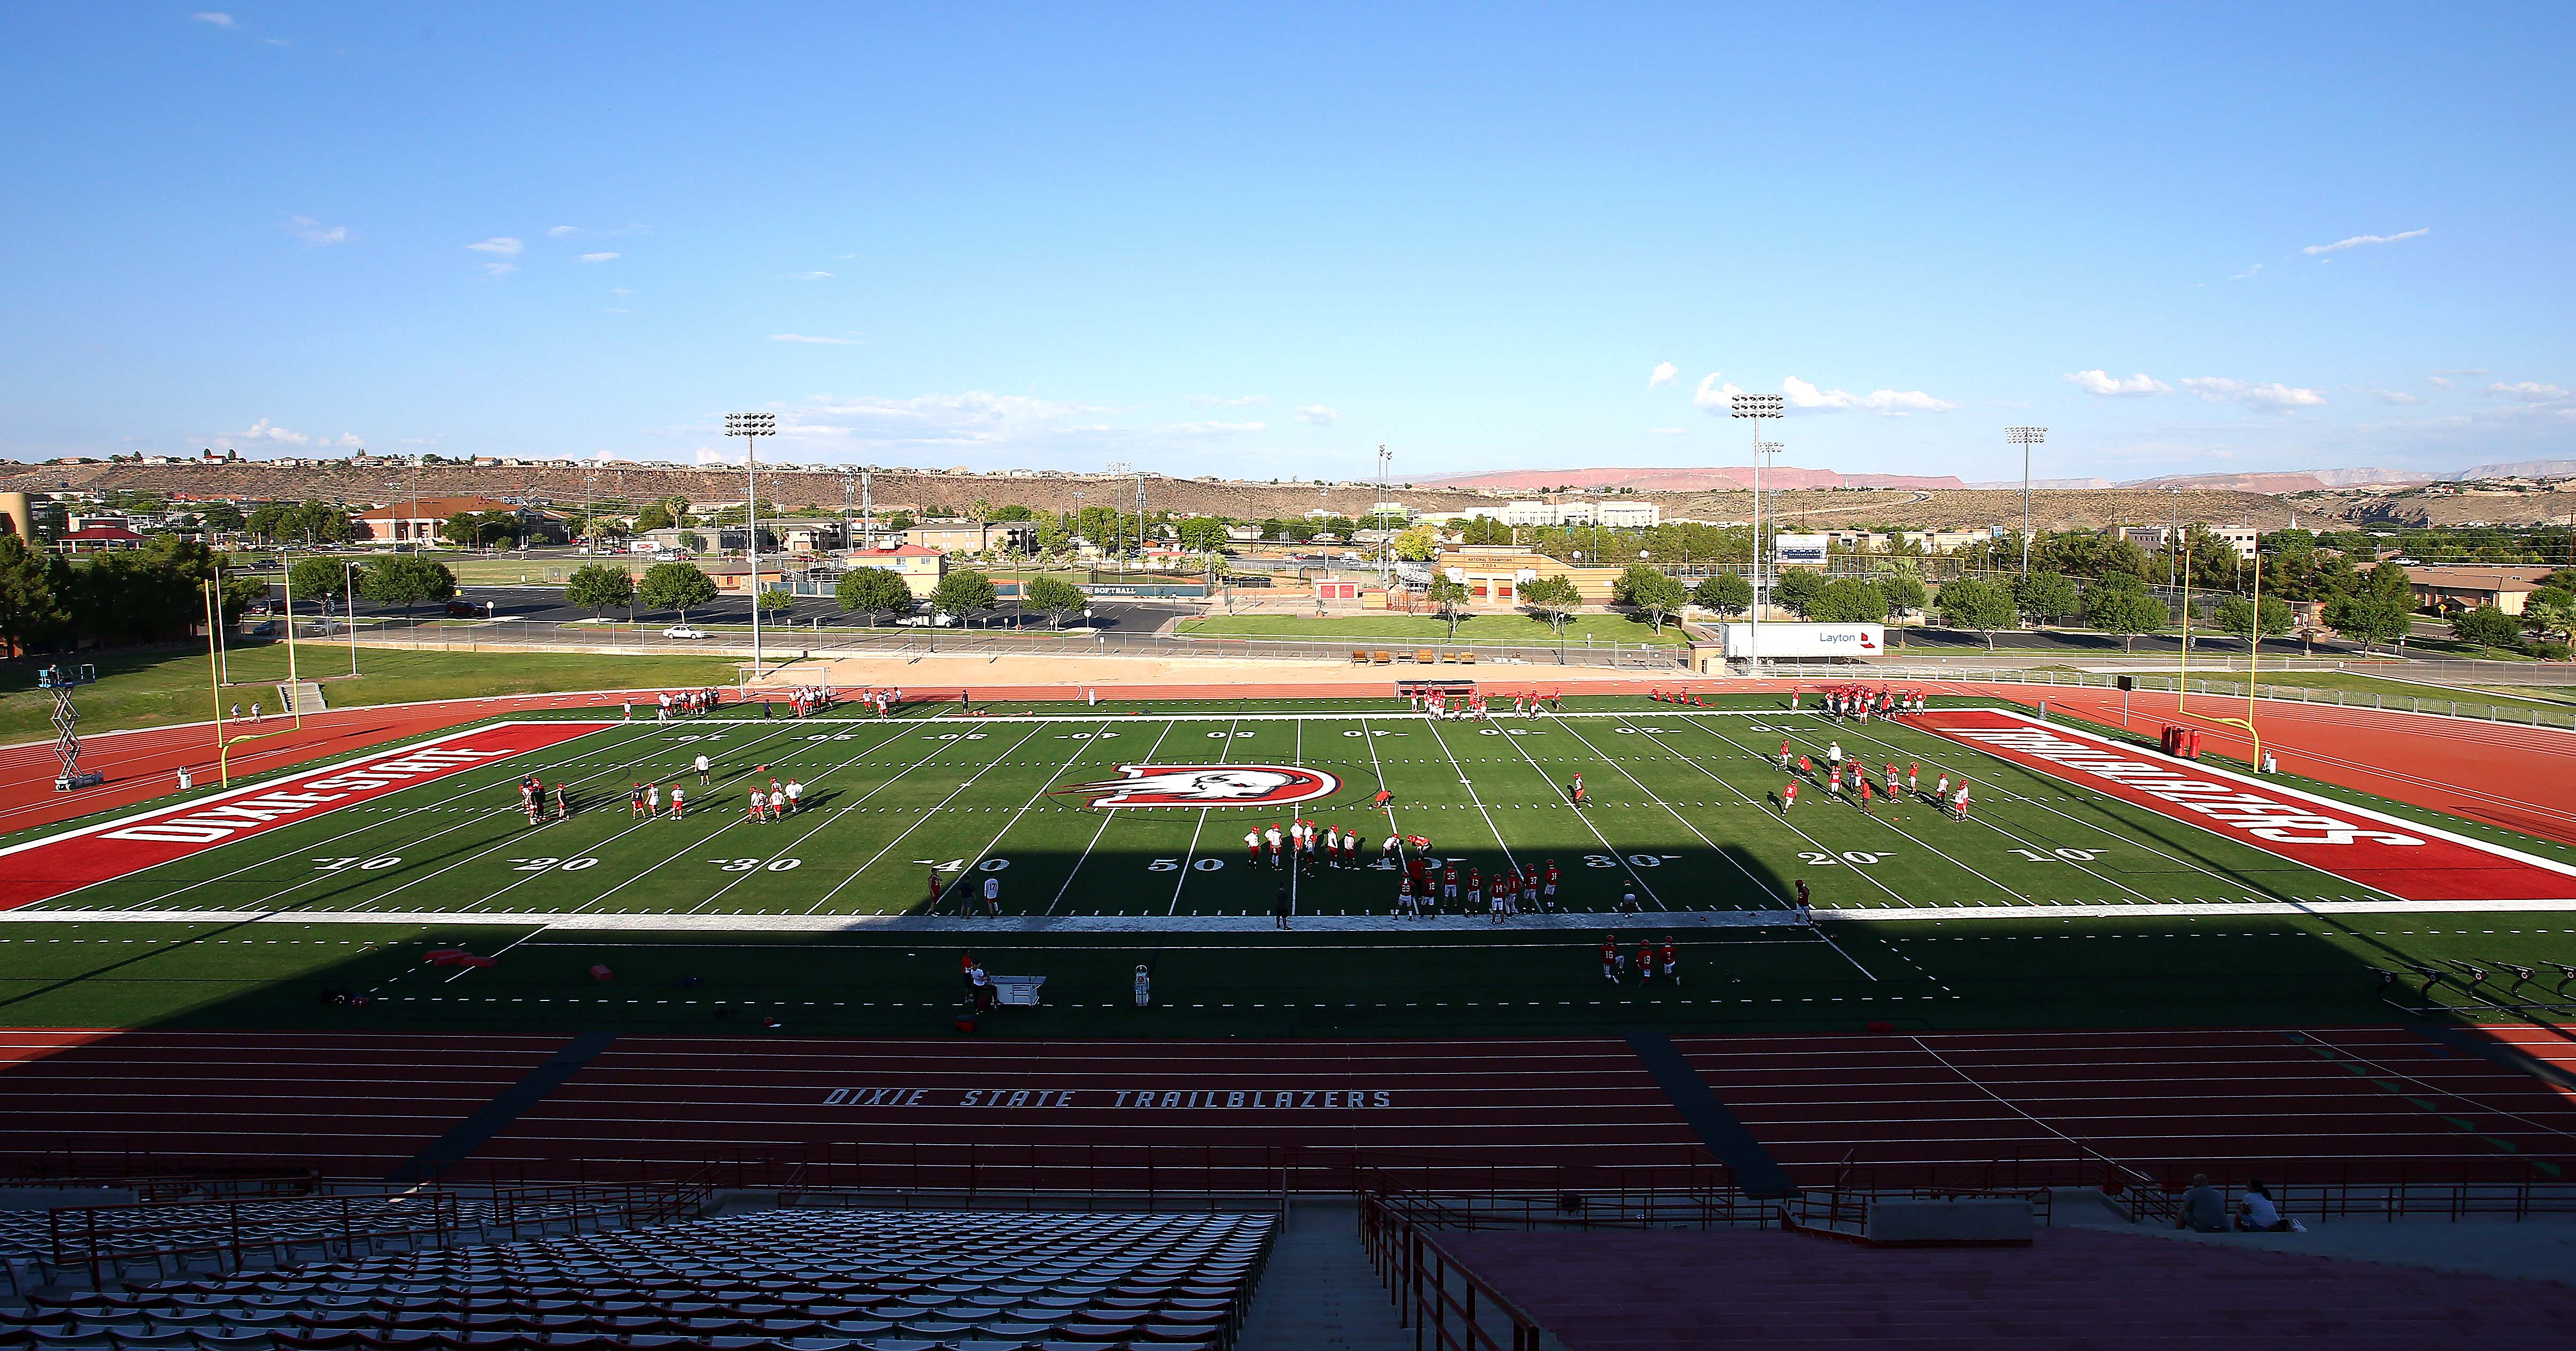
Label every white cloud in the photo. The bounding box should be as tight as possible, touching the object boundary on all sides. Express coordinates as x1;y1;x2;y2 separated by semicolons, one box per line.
221;418;363;450
1647;361;1677;389
2064;369;2171;397
2304;228;2429;255
192;12;235;27
789;270;833;280
1691;374;1743;411
1186;394;1269;408
2229;263;2263;281
2427;376;2454;390
1646;427;1686;435
466;237;523;255
2482;381;2572;402
2364;387;2428;405
547;225;581;237
579;252;620;262
1292;405;1338;426
283;215;350;246
771;333;857;345
1781;375;1958;415
2180;376;2326;409
478;262;516;277
1171;421;1267;434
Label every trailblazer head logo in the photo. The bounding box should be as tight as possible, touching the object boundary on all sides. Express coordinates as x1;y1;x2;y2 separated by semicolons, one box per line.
1054;765;1342;809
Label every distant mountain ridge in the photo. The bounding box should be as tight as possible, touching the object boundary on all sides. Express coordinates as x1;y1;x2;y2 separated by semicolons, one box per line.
1419;466;1968;492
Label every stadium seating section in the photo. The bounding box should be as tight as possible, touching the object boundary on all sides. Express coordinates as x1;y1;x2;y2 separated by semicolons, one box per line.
1;1205;1274;1350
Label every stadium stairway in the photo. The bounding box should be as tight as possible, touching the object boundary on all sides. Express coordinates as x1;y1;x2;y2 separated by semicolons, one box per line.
1231;1200;1406;1351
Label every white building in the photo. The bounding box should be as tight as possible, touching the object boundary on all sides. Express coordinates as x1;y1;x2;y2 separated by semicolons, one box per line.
1596;501;1659;528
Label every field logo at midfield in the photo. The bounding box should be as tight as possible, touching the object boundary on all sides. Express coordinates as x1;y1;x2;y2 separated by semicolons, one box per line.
1054;765;1340;809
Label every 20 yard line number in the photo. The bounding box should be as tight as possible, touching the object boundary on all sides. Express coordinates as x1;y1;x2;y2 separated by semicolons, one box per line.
1798;850;1892;866
507;857;599;872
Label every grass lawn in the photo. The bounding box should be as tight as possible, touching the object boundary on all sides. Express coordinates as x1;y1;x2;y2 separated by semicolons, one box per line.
0;645;745;741
1177;612;1688;647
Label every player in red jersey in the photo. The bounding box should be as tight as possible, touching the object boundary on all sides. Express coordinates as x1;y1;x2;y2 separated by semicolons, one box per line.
1781;780;1798;811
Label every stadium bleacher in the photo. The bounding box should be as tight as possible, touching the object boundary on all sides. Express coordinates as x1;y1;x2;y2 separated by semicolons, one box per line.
2;1205;1274;1350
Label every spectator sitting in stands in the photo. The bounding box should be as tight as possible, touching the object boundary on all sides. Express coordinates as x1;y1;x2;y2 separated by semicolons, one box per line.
2178;1174;2229;1232
2234;1178;2295;1232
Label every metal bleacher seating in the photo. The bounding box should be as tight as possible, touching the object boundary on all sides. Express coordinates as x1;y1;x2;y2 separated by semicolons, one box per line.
3;1206;1276;1350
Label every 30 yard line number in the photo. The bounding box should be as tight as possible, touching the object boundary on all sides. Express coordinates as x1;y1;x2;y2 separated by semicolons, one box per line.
709;857;804;872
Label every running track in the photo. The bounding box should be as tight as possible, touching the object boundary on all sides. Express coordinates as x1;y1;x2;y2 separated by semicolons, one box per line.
2;1027;2567;1191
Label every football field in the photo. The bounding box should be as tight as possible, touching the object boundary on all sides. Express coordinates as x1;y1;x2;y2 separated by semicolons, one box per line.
15;693;2572;923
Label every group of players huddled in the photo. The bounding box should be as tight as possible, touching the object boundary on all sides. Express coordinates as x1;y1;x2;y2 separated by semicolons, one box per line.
1240;819;1572;922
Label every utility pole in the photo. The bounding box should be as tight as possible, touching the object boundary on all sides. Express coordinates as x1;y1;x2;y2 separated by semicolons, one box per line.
2006;427;2048;577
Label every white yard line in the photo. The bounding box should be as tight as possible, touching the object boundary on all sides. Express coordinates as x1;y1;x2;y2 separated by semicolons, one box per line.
1629;717;1920;910
114;722;672;910
608;723;925;917
1168;718;1243;915
1766;718;2148;905
802;721;1051;913
413;722;865;926
1048;720;1180;915
1420;718;1520;873
1831;716;2351;905
1481;718;1663;909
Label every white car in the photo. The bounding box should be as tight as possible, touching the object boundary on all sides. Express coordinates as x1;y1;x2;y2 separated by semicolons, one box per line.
895;613;957;627
662;625;709;639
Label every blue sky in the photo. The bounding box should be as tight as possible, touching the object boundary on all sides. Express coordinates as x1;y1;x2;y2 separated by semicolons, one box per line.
2;3;2570;483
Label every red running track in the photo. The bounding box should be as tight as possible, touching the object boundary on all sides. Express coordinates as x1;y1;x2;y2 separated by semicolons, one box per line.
2;1026;2570;1191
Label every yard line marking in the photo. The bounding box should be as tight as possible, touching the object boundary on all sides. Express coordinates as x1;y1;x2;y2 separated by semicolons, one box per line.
805;722;1051;912
1170;718;1242;916
390;721;845;919
1634;718;1919;910
1421;718;1518;873
1831;715;2362;904
589;722;925;918
1359;715;1399;841
1049;720;1180;915
1481;718;1661;909
1749;718;2045;905
959;726;1120;907
111;721;674;910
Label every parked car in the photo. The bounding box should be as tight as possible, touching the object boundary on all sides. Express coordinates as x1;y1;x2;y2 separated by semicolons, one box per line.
894;613;957;627
443;600;490;618
662;625;709;639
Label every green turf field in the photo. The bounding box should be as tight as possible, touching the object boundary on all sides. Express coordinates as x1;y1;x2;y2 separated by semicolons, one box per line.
11;692;2573;1039
30;696;2569;920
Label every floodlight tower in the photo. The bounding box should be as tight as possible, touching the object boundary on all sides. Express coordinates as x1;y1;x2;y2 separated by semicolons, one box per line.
2007;426;2048;577
1730;393;1784;677
725;411;777;680
1376;444;1394;583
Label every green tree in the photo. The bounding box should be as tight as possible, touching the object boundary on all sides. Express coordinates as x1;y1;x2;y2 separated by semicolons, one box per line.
676;530;706;553
931;569;999;625
2084;575;2170;653
1772;567;1825;619
287;555;352;605
2523;595;2576;654
2326;569;2416;654
637;561;717;624
755;587;794;616
633;500;679;533
442;513;483;547
1425;575;1471;638
2450;604;2522;650
1035;514;1073;555
1520;574;1583;638
1935;577;2017;649
1877;572;1929;634
835;566;916;625
1175;517;1230;553
2211;593;2292;646
1809;578;1888;624
199;502;246;534
564;563;636;618
1022;574;1088;628
2013;570;2082;625
1457;515;1512;546
359;553;458;619
0;534;61;656
1393;524;1440;563
1614;564;1687;633
1692;571;1752;617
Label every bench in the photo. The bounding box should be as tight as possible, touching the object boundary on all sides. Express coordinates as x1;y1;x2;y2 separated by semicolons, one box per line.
1373;650;1394;665
1351;649;1372;664
1418;649;1438;664
1456;651;1477;665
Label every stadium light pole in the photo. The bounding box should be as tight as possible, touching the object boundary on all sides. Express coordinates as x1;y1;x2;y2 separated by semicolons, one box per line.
2007;427;2047;577
1375;444;1393;585
725;411;777;681
1731;393;1784;678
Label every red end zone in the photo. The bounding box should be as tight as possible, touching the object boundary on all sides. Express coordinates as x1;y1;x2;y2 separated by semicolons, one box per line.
0;721;613;911
1916;709;2576;902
